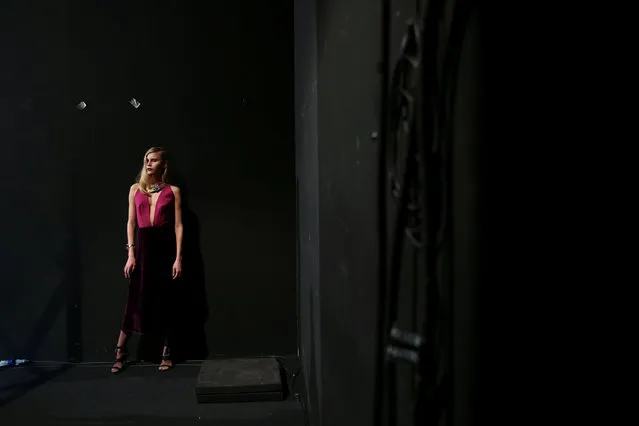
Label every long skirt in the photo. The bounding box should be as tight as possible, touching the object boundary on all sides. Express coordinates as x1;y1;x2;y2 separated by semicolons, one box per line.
121;225;176;340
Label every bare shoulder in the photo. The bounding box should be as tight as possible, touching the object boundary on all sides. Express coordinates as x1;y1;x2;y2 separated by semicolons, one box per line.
129;183;139;195
170;185;181;195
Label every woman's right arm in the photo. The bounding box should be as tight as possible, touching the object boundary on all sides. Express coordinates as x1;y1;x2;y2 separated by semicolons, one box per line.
127;184;138;258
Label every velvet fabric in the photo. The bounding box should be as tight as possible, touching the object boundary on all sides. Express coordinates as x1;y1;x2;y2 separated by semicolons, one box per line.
121;185;176;337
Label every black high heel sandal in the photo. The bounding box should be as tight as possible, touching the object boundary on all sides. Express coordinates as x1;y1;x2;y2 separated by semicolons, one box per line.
111;346;129;374
158;346;173;372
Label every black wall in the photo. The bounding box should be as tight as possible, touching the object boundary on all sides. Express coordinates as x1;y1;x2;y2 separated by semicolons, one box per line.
295;0;481;425
295;0;383;424
294;0;322;422
0;1;296;362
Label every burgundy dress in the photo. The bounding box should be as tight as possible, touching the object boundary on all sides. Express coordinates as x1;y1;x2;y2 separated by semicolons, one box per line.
121;185;176;338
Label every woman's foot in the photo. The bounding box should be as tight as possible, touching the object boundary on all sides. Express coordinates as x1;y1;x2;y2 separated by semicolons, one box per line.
111;346;128;374
159;359;173;371
158;345;173;371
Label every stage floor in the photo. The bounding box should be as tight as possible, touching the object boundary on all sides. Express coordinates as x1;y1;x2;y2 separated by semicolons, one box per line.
0;361;306;426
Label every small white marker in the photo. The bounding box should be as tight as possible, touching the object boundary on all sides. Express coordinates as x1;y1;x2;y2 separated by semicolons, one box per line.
76;101;87;110
130;98;141;109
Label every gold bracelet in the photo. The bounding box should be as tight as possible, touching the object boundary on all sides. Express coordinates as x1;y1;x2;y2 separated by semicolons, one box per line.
125;243;135;249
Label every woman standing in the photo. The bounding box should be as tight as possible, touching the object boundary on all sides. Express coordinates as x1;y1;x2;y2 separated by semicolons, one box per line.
111;146;184;374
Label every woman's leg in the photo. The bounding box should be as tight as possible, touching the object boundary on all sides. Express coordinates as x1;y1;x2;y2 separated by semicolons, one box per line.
111;330;130;374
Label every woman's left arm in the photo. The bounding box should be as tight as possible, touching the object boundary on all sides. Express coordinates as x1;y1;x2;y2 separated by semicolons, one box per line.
172;186;184;277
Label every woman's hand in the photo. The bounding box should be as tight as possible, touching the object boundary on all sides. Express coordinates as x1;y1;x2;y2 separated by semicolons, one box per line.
172;258;182;280
124;256;136;279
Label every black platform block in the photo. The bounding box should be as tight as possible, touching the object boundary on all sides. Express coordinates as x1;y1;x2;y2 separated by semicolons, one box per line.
195;357;284;403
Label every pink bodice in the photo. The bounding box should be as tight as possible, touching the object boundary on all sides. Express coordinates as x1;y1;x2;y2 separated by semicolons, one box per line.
135;185;175;228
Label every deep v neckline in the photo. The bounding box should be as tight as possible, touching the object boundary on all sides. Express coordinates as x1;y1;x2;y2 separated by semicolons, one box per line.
146;185;166;227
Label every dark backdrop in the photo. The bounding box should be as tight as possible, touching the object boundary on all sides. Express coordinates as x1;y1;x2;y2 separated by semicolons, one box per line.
0;1;296;362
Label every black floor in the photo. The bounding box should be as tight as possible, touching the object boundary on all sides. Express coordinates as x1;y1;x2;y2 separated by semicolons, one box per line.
0;362;306;426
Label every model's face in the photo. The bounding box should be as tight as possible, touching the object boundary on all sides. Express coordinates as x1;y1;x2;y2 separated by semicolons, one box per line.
145;153;165;176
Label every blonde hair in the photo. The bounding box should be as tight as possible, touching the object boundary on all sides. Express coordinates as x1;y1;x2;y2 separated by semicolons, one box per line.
136;146;169;195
